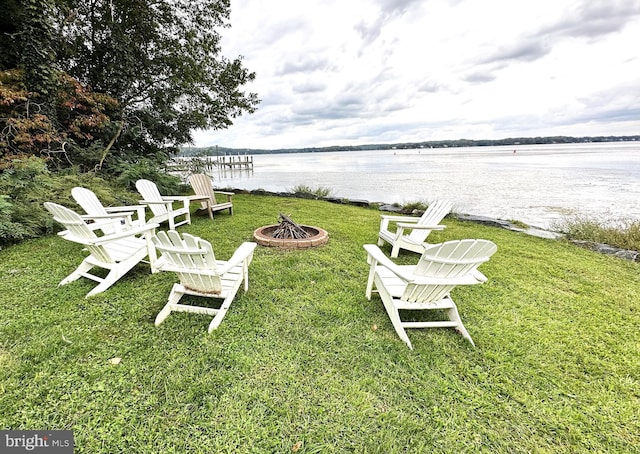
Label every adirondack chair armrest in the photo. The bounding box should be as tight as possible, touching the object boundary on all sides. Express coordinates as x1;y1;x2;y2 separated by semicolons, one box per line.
363;244;413;282
379;215;420;233
380;215;421;222
169;195;209;202
139;199;171;206
104;205;146;211
163;195;206;209
217;242;258;274
139;199;178;211
396;223;446;230
81;212;134;220
214;191;234;202
80;214;131;231
90;222;159;245
104;205;146;218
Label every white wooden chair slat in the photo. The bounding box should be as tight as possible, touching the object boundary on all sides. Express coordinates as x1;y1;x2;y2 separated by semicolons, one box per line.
188;173;234;219
72;187;147;234
378;200;453;257
135;179;192;230
364;239;497;349
44;202;159;297
152;230;256;332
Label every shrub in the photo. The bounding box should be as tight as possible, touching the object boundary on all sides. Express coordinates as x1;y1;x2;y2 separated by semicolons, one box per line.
289;184;332;198
0;195;31;246
0;156;147;246
553;215;640;252
114;159;186;194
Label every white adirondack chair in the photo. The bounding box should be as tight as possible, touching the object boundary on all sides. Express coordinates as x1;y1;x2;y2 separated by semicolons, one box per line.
135;179;206;230
188;173;234;219
44;202;159;297
364;239;497;349
151;231;257;332
378;199;453;258
71;187;147;234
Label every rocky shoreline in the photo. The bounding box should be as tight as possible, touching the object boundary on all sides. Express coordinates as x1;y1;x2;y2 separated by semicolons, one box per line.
228;188;639;262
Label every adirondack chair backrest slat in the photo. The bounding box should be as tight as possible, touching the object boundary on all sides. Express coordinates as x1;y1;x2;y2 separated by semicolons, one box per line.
407;200;453;243
188;174;217;206
136;179;168;217
44;202;115;264
72;187;108;216
153;231;221;294
72;186;120;234
403;239;497;303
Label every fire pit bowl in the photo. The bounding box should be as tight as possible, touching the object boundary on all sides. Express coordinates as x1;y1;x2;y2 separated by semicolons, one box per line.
253;224;329;249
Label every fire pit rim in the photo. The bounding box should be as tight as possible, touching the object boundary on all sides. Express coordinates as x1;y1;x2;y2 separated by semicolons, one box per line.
253;224;329;249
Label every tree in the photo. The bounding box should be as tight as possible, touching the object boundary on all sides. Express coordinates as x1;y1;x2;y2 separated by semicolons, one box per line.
0;69;120;171
57;0;259;162
0;0;258;172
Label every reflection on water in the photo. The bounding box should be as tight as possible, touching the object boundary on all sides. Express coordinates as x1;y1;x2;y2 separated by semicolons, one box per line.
201;142;640;229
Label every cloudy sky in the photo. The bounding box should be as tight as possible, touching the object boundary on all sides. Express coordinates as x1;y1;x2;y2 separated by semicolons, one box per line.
193;0;640;149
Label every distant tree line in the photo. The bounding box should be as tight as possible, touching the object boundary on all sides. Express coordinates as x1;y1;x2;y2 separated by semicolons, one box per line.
181;135;640;156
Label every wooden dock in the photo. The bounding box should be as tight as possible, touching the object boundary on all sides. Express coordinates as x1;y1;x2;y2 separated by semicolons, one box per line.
167;155;253;171
215;155;253;169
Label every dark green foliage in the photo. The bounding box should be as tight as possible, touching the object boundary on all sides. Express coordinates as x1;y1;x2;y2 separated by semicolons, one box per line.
113;159;185;194
0;156;144;246
0;195;30;244
19;0;58;120
0;0;258;172
0;0;22;69
58;0;259;156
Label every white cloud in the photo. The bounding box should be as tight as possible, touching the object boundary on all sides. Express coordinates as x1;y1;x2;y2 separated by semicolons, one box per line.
192;0;640;149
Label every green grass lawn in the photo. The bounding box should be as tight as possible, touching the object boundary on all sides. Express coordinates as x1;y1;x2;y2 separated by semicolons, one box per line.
1;194;638;453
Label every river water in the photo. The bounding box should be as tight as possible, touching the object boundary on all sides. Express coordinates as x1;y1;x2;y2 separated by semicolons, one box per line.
203;142;640;230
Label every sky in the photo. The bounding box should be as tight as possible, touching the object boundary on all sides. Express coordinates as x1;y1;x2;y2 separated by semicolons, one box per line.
193;0;640;149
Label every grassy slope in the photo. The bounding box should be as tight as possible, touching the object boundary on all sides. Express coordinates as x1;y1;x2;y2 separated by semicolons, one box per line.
0;194;638;453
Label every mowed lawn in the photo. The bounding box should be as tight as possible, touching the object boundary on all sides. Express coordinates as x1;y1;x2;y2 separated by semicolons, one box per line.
1;194;638;453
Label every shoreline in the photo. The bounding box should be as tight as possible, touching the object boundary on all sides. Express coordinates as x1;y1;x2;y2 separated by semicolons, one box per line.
222;187;639;262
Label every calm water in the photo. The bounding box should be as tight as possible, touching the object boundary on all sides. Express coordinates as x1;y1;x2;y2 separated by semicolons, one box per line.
201;142;640;229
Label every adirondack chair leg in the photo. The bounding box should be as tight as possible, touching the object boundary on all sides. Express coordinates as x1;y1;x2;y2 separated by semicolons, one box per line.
155;283;185;326
365;260;377;300
208;274;245;332
376;279;414;349
181;199;191;225
207;295;233;332
384;301;413;350
242;263;249;292
390;243;401;258
446;303;475;347
207;305;229;332
85;269;124;297
59;260;94;286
